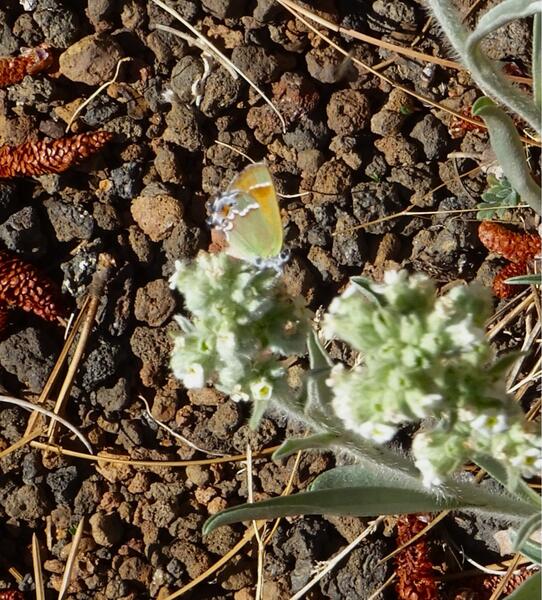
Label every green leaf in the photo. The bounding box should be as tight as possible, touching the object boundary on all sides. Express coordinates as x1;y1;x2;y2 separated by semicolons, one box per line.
469;0;542;47
309;464;422;492
504;571;541;599
305;330;334;416
272;433;338;461
487;351;524;378
203;486;474;534
472;98;541;214
473;454;541;506
514;513;542;555
534;13;541;111
519;538;542;565
505;274;542;286
349;276;386;305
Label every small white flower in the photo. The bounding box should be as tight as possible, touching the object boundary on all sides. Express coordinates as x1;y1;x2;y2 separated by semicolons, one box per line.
325;363;345;388
250;378;273;401
230;385;250;402
510;446;542;479
358;421;396;444
183;363;205;388
471;413;508;435
445;319;481;349
383;270;402;285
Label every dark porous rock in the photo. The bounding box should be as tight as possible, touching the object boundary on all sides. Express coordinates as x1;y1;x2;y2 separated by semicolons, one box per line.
306;45;348;83
320;540;390;598
134;279;176;327
0;205;48;257
105;115;144;140
130;325;172;387
388;163;437;208
0;407;26;445
207;401;243;439
0;10;18;55
204;525;242;556
272;71;320;124
153;142;185;184
74;478;103;516
118;418;146;451
87;0;116;32
79;338;121;392
109;161;144;201
311;158;353;204
34;0;80;48
80;95;122;127
372;0;418;30
13;13;42;47
364;152;389;182
44;199;94;242
0;327;57;393
200;67;243;117
94;377;129;413
61;241;102;299
127;225;153;264
7;77;56;111
231;45;280;85
22;451;46;485
162;221;205;269
4;483;51;522
232;417;279;451
46;465;79;505
352;181;404;234
246;104;282;145
374;134;420;166
169;541;213;579
146;29;187;64
118;556;152;585
410;113;450;161
93;202;121;232
202;0;248;19
482;18;531;61
283;117;331;151
59;34;124;85
327;89;371;135
332;211;367;266
370;108;405;136
163;102;204;152
170;56;202;104
307;245;342;282
89;511;124;547
0;182;18;216
131;183;184;243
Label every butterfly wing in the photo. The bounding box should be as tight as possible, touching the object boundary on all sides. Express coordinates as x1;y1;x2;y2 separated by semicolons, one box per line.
225;164;283;261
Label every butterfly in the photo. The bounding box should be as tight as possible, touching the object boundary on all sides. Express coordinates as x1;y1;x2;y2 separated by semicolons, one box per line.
207;163;289;269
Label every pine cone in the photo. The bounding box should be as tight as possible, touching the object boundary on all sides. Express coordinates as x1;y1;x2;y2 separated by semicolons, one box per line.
395;515;439;600
0;131;113;178
0;45;53;88
479;221;541;264
0;591;25;600
0;250;66;323
479;221;541;299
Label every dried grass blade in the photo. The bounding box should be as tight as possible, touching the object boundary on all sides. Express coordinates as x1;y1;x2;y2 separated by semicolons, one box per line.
58;519;85;600
32;533;45;600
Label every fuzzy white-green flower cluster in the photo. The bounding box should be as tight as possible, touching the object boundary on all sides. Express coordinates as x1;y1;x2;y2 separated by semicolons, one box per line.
169;252;311;412
324;270;541;487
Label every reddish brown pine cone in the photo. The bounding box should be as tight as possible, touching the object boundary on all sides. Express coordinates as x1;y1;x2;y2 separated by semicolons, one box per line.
479;221;541;264
0;45;53;88
479;221;541;299
0;591;25;600
0;250;66;323
395;515;439;600
492;261;529;299
0;131;113;178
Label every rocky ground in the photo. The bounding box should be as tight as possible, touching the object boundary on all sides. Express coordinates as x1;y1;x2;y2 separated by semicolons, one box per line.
0;0;539;598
